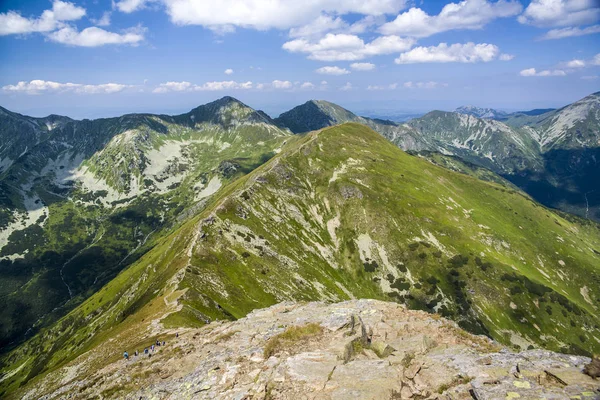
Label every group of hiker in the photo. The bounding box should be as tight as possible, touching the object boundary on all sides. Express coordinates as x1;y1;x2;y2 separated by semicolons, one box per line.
123;336;175;361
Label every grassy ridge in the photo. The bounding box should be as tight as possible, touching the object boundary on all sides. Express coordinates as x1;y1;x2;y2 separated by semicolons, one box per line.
2;123;599;398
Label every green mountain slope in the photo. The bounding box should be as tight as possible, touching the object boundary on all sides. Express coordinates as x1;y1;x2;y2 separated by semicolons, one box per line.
3;123;599;397
0;97;289;351
276;93;600;221
407;110;543;174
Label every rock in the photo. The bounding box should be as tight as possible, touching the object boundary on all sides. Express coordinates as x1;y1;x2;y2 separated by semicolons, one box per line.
583;357;600;378
23;300;600;400
370;341;395;358
404;361;422;379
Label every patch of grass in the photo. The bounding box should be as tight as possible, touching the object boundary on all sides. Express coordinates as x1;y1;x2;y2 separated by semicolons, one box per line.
436;375;473;394
263;323;323;358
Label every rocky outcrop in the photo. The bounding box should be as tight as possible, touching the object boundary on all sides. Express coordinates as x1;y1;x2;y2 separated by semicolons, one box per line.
27;300;599;399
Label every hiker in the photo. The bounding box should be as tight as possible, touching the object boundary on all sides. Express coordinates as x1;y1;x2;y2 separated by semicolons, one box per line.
123;351;129;360
151;344;155;352
176;332;179;338
144;348;148;355
162;341;165;346
134;350;139;357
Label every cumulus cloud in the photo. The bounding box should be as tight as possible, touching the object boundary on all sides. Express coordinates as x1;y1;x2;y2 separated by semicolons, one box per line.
315;66;350;75
283;33;414;61
2;80;130;94
518;0;600;27
163;0;407;31
288;14;348;38
403;81;448;89
394;42;500;64
540;24;600;40
113;0;151;14
300;82;315;89
499;53;514;61
272;80;293;89
153;80;253;93
350;62;376;71
92;11;112;27
47;25;146;47
0;0;85;35
380;0;522;37
224;68;234;75
519;68;566;77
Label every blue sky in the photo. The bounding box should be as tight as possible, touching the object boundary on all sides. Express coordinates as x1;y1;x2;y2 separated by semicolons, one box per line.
0;0;599;119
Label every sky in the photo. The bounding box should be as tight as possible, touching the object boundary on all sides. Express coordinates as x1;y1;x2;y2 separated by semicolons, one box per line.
0;0;599;119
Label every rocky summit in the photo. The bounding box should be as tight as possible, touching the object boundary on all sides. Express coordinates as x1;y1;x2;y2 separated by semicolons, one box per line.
23;300;599;399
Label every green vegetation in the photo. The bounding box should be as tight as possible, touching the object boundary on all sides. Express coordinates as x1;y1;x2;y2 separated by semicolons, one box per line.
263;323;323;358
2;122;600;399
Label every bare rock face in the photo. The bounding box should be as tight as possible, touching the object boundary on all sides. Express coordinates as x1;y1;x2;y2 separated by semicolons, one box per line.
27;300;599;399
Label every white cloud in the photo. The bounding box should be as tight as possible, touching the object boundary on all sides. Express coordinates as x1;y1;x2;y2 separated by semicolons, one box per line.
200;81;253;90
113;0;150;14
289;14;348;38
52;1;87;20
518;0;600;27
0;0;85;35
153;80;253;93
367;83;398;90
395;42;500;64
300;82;315;89
499;53;514;61
541;24;600;39
164;0;407;31
153;81;193;93
566;59;586;68
92;12;112;27
340;82;353;91
283;33;414;61
315;66;350;75
224;68;234;75
403;81;448;89
557;53;600;69
380;0;522;37
47;25;146;47
288;14;385;39
581;75;598;80
272;80;293;89
2;80;130;94
519;68;566;76
350;62;375;71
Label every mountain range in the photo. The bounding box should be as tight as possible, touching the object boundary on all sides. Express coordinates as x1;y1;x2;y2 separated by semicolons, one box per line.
0;94;599;398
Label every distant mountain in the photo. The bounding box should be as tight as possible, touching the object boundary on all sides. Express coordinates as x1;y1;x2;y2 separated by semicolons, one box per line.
454;105;508;119
0;97;289;351
274;94;600;220
514;108;556;116
407;110;543;174
275;100;430;151
5;123;600;397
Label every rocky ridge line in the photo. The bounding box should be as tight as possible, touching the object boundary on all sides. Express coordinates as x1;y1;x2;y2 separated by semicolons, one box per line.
26;300;599;400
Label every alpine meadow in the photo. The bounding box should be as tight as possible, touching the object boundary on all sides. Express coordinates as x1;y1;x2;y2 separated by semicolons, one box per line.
0;0;599;399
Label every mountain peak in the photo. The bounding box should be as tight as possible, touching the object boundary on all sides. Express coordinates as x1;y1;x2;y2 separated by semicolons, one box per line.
455;105;507;119
275;99;359;133
179;96;276;128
